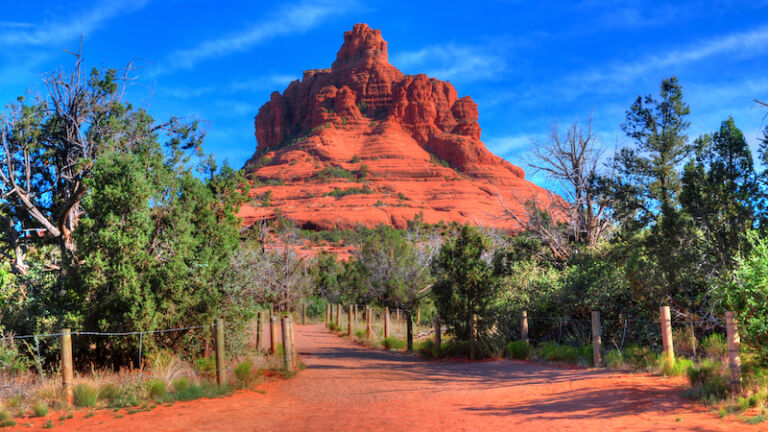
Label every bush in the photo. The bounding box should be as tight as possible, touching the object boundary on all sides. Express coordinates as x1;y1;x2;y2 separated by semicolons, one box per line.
440;340;470;358
195;357;216;373
661;356;693;377
534;342;591;365
235;360;256;388
172;377;190;392
146;379;167;399
173;382;231;402
0;409;15;428
506;341;530;360
623;344;658;370
604;350;624;368
415;340;437;358
0;342;30;375
99;383;140;408
701;333;727;358
31;401;48;417
685;358;729;401
381;337;405;351
715;231;768;362
73;384;99;407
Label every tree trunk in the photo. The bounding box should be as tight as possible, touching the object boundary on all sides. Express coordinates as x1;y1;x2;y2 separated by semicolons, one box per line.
405;310;413;352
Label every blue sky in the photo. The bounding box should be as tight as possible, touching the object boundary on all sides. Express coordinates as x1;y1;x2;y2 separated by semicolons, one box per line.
1;0;767;188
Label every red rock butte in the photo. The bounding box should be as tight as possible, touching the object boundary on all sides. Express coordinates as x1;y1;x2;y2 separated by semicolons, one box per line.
238;24;557;231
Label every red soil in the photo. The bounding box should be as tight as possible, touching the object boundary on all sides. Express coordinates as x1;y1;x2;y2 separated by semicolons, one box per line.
237;24;559;232
19;324;760;431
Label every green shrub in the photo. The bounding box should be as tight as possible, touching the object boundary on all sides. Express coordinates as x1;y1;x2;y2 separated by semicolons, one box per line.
623;344;658;370
146;379;167;399
415;340;436;358
506;341;530;360
381;337;405;351
0;410;14;428
172;377;190;392
43;420;53;429
535;342;591;365
604;350;624;368
99;383;140;408
685;358;729;401
173;382;231;402
235;360;255;388
73;384;99;407
660;356;693;377
701;333;727;358
31;401;48;417
195;357;216;373
440;340;470;358
354;330;367;339
0;343;31;375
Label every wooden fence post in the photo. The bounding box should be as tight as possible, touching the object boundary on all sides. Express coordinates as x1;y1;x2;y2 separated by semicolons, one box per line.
281;316;293;373
256;311;263;351
384;306;390;339
396;308;400;321
434;315;441;356
288;315;297;369
348;304;354;336
215;318;226;385
726;311;741;394
270;315;279;355
521;311;528;344
336;304;341;327
469;314;478;360
60;328;74;405
416;307;421;325
302;303;307;325
660;306;675;362
354;304;358;322
325;303;330;327
366;306;372;339
591;311;602;368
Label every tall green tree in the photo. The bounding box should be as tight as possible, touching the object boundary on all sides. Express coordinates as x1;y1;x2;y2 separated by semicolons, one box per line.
604;77;692;303
681;117;760;272
431;225;500;358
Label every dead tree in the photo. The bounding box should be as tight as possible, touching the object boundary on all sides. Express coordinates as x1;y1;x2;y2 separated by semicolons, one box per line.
501;116;612;260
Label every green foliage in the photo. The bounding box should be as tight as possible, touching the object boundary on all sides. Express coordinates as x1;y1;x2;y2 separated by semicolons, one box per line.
146;379;167;399
603;350;624;368
172;382;232;402
234;360;256;388
715;231;768;362
314;166;355;181
173;377;190;392
351;155;361;163
325;185;373;197
684;358;729;401
429;154;450;168
73;384;99;407
506;341;530;359
381;337;406;350
31;401;48;418
701;333;727;358
261;189;273;207
195;357;216;373
0;409;14;428
660;356;693;377
0;341;30;375
432;225;500;344
534;342;592;365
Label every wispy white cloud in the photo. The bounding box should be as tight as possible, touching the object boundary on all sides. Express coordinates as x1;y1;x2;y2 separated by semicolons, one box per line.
392;43;506;83
153;1;355;76
157;73;298;100
558;24;768;101
0;0;151;46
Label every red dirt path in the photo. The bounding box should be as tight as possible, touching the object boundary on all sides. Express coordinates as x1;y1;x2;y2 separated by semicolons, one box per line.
19;324;761;431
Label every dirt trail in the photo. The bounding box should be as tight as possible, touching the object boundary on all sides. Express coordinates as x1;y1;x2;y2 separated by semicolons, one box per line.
23;324;759;431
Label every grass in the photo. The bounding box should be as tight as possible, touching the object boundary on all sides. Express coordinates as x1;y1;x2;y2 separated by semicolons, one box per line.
506;341;530;360
381;337;406;351
604;350;624;368
73;384;99;407
43;420;53;429
235;360;257;388
0;410;15;428
173;377;190;392
660;356;693;377
534;342;593;366
683;358;729;402
31;401;48;417
146;379;167;399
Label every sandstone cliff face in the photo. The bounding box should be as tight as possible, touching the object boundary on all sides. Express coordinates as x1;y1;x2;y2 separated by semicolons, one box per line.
239;24;555;231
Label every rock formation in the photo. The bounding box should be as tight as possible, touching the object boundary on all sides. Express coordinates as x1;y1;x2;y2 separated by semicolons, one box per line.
238;24;557;232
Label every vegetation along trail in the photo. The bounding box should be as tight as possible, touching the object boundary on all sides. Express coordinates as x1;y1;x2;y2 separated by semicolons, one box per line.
28;324;755;431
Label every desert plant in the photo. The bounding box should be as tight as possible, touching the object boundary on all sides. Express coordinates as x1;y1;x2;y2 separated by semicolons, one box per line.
31;401;48;417
685;358;729;401
195;356;216;373
381;337;405;351
0;410;14;427
146;379;167;399
603;350;624;368
73;384;99;407
506;341;530;360
234;360;256;388
701;333;727;359
172;377;191;392
660;356;693;377
148;351;189;385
